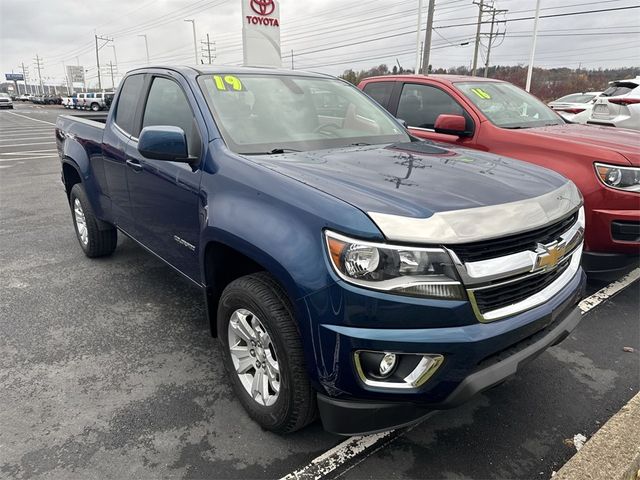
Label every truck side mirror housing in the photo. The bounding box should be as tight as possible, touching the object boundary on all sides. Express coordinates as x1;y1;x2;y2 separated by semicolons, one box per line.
138;126;189;162
434;114;470;137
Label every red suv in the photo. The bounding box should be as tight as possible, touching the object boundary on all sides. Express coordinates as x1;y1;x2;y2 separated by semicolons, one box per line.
358;75;640;275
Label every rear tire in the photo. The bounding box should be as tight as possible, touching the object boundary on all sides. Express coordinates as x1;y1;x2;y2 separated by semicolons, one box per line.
69;183;117;258
218;272;317;433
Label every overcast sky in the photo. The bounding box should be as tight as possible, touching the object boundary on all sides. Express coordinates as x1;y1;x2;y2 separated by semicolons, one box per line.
1;0;638;89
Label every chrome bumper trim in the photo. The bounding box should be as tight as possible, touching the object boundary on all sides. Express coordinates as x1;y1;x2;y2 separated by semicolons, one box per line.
354;351;444;390
367;181;582;244
468;243;583;322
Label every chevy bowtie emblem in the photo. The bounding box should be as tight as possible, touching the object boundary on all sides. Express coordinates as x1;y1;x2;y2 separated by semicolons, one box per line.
535;241;566;271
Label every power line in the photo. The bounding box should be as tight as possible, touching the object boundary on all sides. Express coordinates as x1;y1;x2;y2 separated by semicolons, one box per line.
438;4;640;29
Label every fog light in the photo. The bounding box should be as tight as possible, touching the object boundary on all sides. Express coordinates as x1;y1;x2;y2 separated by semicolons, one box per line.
379;353;397;377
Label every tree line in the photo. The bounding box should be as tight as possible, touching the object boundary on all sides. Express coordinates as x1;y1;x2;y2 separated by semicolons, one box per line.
340;64;640;101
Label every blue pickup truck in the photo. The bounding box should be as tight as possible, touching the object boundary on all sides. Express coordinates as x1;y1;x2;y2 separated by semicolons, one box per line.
56;66;586;435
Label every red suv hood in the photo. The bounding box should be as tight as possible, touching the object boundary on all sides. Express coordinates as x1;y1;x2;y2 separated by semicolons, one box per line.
521;124;640;166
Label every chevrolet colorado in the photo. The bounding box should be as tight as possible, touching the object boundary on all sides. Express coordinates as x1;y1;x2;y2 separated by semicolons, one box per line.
56;66;586;435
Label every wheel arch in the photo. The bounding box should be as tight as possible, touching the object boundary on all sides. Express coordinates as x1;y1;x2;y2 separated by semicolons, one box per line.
202;237;302;338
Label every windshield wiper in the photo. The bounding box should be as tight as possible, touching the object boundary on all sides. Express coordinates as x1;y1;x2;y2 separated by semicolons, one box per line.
349;142;371;146
269;148;301;154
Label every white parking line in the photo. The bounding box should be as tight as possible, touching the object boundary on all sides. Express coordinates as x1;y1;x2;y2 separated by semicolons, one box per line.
0;149;58;155
0;155;58;163
3;111;56;125
0;136;54;142
579;268;640;313
0;129;53;134
280;267;640;480
0;141;56;148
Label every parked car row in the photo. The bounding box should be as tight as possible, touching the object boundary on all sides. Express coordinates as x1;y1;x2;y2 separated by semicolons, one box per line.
548;76;640;130
32;94;63;105
62;91;115;111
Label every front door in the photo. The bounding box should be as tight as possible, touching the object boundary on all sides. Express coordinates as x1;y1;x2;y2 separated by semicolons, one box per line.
125;75;204;282
395;82;475;145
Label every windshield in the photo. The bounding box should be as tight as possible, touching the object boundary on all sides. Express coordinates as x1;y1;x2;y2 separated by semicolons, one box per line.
198;73;409;154
555;93;597;104
456;81;563;129
601;82;637;97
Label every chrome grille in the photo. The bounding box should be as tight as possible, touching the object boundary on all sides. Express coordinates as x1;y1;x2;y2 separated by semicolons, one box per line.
451;211;579;263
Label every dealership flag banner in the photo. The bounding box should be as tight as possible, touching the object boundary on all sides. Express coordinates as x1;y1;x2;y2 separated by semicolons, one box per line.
242;0;281;68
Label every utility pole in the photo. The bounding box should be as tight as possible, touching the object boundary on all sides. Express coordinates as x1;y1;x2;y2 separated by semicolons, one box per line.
94;35;102;90
471;0;484;76
525;0;542;92
110;44;118;70
33;55;44;94
21;62;30;95
200;34;216;64
107;61;116;89
94;35;113;91
137;34;150;64
483;8;507;78
62;61;71;95
420;0;436;74
184;19;198;64
414;0;424;73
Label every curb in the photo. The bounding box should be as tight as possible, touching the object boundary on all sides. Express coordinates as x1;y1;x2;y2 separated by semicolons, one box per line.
553;392;640;480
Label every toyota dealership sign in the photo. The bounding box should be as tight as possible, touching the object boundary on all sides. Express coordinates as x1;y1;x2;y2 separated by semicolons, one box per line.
242;0;281;68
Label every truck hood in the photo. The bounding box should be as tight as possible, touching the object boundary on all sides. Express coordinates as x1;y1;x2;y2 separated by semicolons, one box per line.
517;123;640;166
249;141;571;222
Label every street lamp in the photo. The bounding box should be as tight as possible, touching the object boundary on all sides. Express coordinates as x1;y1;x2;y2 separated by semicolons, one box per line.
137;34;150;64
184;19;198;65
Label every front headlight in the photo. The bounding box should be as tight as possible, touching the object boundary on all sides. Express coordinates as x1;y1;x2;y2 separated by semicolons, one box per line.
325;230;465;299
595;163;640;193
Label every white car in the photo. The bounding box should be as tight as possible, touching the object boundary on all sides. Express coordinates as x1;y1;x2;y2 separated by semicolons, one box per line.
548;91;601;124
588;77;640;130
0;92;14;109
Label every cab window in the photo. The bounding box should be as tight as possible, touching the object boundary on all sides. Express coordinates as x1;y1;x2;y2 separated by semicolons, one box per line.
397;83;465;130
114;74;145;136
362;81;395;109
142;77;200;156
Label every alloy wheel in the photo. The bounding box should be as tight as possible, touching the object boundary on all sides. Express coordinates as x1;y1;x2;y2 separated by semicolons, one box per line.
227;308;280;406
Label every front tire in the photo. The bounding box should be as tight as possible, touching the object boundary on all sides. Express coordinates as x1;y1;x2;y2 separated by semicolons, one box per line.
218;272;317;433
69;183;117;258
90;102;100;111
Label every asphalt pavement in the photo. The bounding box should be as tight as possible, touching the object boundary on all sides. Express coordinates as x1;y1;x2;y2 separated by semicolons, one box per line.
1;104;638;480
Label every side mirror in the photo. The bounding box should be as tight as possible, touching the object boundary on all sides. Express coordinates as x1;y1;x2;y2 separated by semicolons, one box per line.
138;125;189;162
434;114;470;137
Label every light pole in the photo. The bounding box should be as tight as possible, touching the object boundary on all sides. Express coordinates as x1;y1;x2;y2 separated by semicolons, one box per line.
184;19;198;64
414;0;424;73
525;0;542;92
138;34;150;64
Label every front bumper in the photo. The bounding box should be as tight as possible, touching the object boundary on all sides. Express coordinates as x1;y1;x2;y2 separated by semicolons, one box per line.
585;208;640;271
318;304;582;435
303;266;586;435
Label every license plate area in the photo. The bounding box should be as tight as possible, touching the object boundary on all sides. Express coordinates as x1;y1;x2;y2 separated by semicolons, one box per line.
594;104;609;114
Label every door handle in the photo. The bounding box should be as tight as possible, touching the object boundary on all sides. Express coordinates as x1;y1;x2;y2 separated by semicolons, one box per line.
126;159;143;172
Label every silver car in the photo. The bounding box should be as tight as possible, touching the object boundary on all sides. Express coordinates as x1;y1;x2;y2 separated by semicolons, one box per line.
0;92;14;109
